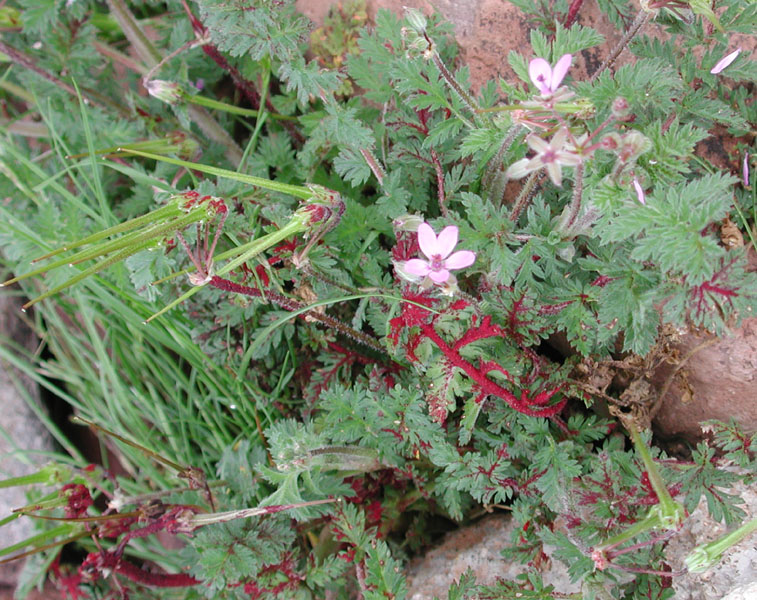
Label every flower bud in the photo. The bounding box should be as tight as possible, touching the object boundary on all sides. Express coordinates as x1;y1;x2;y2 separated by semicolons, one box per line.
600;132;621;150
404;7;427;33
611;97;632;120
145;79;183;105
392;214;424;233
618;131;652;162
405;35;430;59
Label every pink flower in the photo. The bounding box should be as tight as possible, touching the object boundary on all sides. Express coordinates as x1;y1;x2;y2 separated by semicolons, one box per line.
404;223;475;284
633;178;646;205
529;54;573;96
710;48;741;74
505;128;582;187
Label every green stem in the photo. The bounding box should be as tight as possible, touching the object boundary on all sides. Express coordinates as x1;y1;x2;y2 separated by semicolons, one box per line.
0;524;76;558
627;422;681;523
119;148;312;199
685;516;757;573
597;510;661;551
186;92;292;121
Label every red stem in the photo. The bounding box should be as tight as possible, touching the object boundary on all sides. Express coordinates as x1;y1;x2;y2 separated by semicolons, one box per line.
115;560;200;587
419;322;566;417
564;0;585;28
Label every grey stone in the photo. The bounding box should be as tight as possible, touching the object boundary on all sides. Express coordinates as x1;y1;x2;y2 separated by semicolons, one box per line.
405;513;581;599
665;478;757;600
0;283;53;592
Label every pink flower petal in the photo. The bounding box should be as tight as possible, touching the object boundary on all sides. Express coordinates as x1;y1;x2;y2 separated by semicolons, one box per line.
743;152;750;187
417;222;439;258
551;54;573;90
556;152;582;166
527;134;550;154
445;250;476;270
436;226;459;259
550;128;569;149
404;258;431;277
710;48;741;74
428;269;450;284
546;162;563;186
633;178;646;205
529;58;552;95
505;158;532;180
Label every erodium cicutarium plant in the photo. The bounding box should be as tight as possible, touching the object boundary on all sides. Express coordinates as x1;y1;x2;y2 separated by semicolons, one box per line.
0;1;756;599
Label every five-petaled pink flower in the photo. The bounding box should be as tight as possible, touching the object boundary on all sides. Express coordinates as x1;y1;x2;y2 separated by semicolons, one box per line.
404;223;476;284
505;128;582;187
529;54;573;96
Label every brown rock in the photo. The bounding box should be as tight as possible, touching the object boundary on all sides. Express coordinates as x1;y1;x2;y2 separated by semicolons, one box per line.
651;319;757;441
296;0;668;90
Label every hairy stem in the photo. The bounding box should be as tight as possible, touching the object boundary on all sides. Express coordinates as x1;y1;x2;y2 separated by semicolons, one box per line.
482;125;522;197
508;172;541;222
562;162;585;232
209;277;387;355
430;148;448;217
590;10;652;82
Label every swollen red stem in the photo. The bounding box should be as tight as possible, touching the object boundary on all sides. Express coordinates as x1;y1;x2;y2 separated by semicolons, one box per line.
564;0;585;28
419;321;566;418
114;559;201;587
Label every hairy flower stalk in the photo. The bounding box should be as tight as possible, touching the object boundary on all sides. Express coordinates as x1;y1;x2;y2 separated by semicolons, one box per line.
591;10;652;82
403;8;481;126
482;124;523;201
508;171;542;223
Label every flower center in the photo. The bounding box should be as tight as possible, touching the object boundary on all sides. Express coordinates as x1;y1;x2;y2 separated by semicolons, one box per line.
430;254;444;271
542;148;557;164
